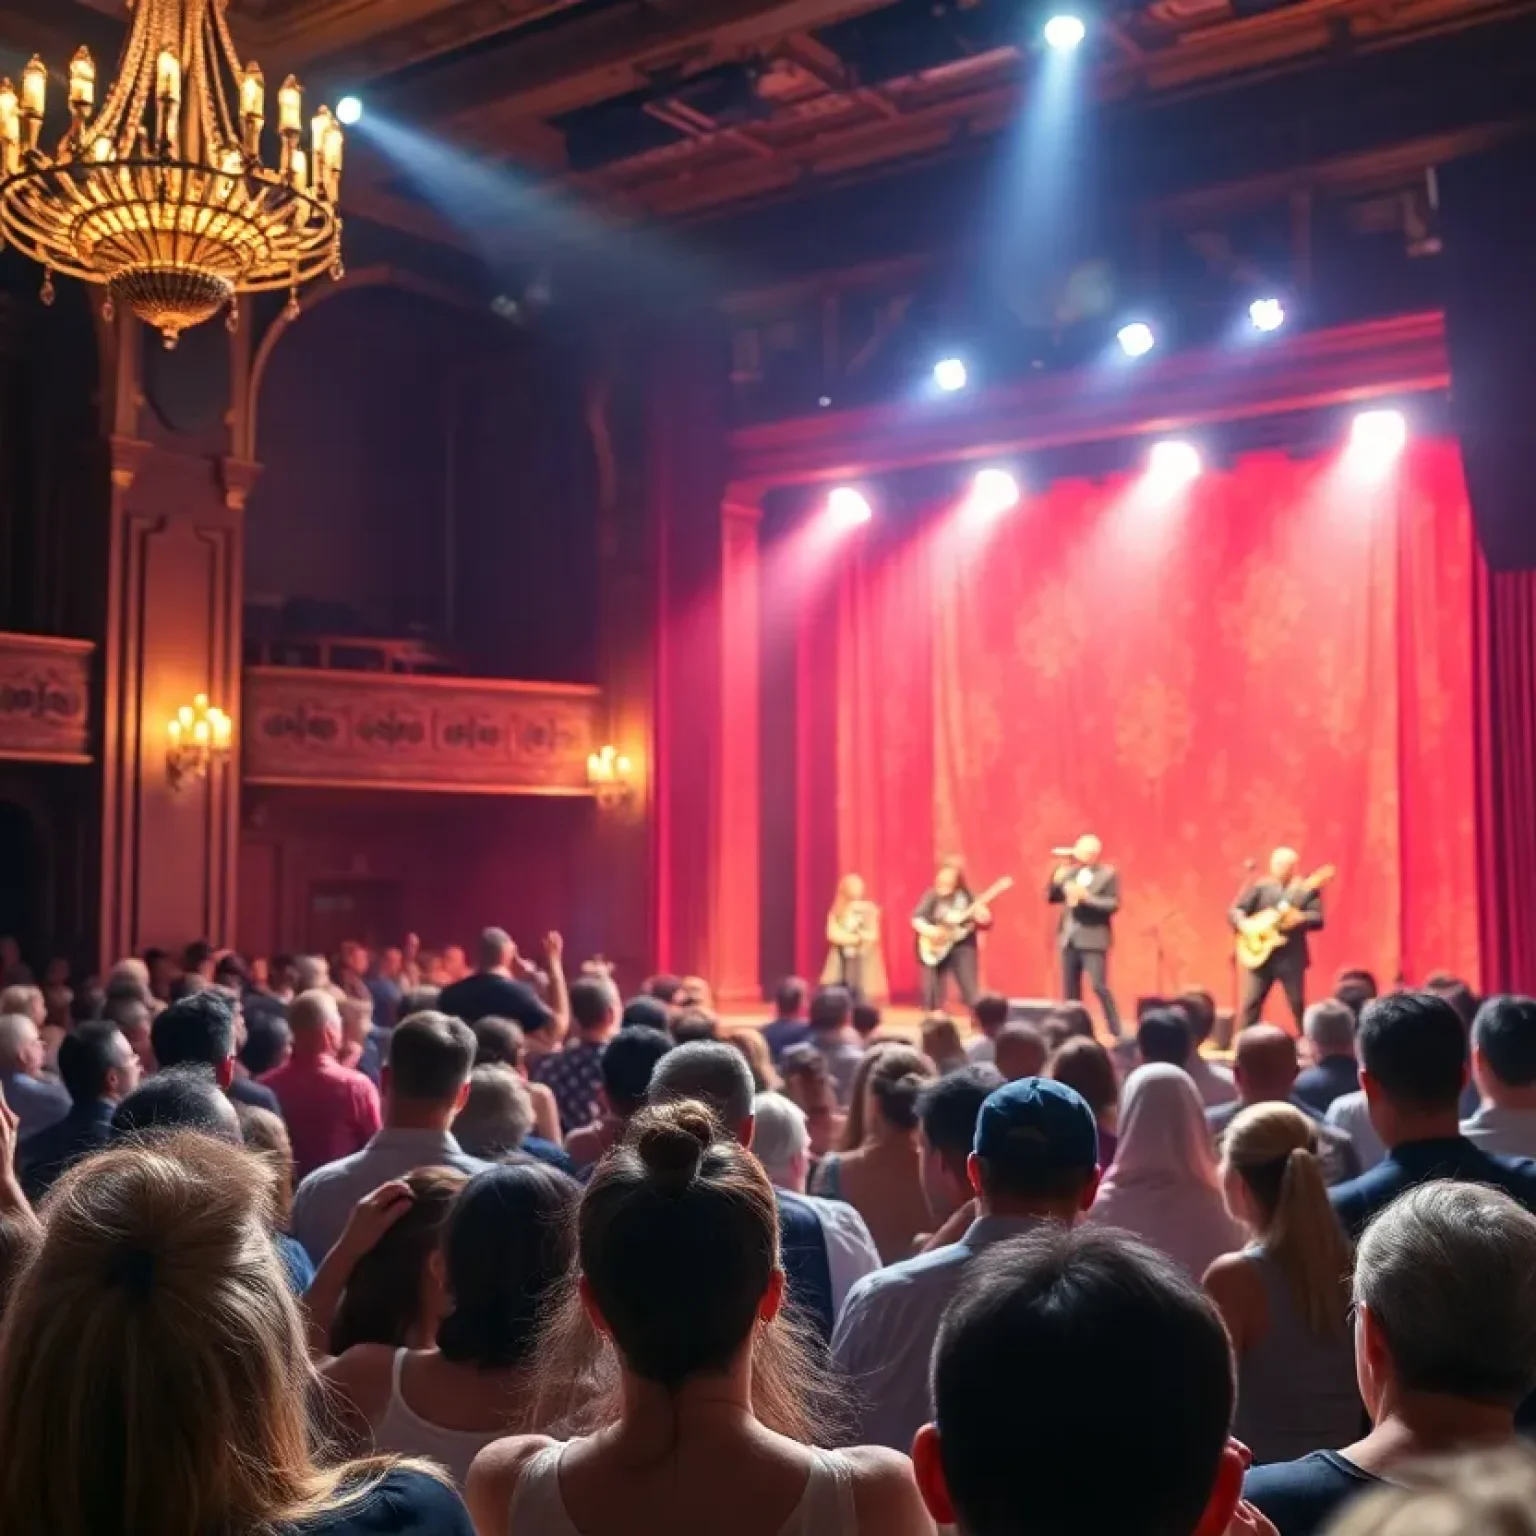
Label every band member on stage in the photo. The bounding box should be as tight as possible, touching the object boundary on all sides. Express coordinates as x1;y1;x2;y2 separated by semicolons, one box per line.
913;859;991;1011
1047;834;1123;1039
1230;846;1324;1034
822;873;887;1004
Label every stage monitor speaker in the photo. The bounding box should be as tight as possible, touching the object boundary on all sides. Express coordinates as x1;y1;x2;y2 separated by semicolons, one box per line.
1440;143;1536;572
1006;998;1059;1026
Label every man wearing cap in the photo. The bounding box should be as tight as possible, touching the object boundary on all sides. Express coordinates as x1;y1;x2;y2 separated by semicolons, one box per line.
830;1077;1103;1452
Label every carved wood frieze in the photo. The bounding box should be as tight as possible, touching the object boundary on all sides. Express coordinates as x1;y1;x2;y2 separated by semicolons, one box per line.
244;667;602;795
0;633;93;764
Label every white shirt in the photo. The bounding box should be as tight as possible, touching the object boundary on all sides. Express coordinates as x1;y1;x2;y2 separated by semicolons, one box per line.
1187;1055;1238;1109
832;1214;1045;1451
801;1191;883;1315
1325;1090;1387;1172
967;1036;997;1065
1461;1103;1536;1159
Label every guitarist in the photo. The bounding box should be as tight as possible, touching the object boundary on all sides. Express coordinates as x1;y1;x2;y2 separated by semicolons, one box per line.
1230;846;1324;1034
912;858;992;1010
1047;833;1123;1039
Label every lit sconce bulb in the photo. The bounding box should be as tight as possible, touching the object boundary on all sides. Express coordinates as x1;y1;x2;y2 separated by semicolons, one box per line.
20;56;45;119
193;692;209;710
289;145;307;187
68;47;95;111
310;105;332;162
91;134;113;161
241;63;265;120
0;80;19;143
323;123;344;178
177;704;195;729
616;755;633;776
156;49;182;105
277;75;303;135
167;718;182;742
192;719;210;745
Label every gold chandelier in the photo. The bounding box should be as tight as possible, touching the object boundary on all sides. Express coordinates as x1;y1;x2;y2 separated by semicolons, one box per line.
0;0;346;346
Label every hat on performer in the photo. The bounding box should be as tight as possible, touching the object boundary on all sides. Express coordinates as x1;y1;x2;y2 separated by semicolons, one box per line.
973;1077;1098;1173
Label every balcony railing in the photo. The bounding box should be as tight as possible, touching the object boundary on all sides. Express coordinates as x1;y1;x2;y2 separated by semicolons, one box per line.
242;666;603;796
0;632;93;765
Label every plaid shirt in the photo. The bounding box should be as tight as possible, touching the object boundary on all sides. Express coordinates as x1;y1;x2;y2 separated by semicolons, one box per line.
532;1039;606;1133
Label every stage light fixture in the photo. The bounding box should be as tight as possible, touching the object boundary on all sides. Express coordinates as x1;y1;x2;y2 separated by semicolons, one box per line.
1147;440;1202;485
337;95;364;126
1347;409;1407;470
934;357;969;393
1044;14;1087;49
1117;321;1156;359
1249;297;1285;333
828;486;874;527
970;468;1022;515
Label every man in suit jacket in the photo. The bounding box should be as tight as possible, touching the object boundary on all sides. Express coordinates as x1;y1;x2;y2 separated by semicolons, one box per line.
1047;834;1123;1038
1230;845;1324;1034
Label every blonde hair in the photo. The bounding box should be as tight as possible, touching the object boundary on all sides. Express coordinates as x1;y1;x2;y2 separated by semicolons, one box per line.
1327;1444;1536;1536
0;1134;438;1535
1222;1102;1353;1339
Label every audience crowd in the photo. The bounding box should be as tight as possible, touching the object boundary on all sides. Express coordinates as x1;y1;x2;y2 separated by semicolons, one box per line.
0;926;1533;1535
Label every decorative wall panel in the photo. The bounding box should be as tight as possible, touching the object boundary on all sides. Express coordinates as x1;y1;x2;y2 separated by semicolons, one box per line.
0;633;93;763
244;667;602;795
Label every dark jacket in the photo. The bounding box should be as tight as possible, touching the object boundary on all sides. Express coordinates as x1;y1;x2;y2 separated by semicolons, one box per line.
1047;864;1120;952
1229;879;1325;967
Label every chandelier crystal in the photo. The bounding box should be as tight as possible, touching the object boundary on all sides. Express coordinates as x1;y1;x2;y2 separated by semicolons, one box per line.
0;0;345;346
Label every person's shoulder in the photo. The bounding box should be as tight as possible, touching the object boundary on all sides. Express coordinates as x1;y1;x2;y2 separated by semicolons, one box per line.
1482;1147;1536;1192
319;1466;474;1534
295;1147;367;1197
806;1191;879;1246
1244;1451;1378;1529
838;1446;931;1535
464;1435;559;1536
321;1342;396;1408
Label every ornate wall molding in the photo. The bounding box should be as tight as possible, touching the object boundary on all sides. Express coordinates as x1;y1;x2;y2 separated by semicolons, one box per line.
244;667;603;796
0;632;93;764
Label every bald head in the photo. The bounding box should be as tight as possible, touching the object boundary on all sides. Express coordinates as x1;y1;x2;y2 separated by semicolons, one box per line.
288;988;341;1058
1234;1024;1298;1104
1074;833;1103;865
1269;846;1299;883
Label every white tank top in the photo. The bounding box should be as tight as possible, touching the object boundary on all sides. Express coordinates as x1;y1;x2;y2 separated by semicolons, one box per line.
508;1441;861;1536
372;1349;504;1488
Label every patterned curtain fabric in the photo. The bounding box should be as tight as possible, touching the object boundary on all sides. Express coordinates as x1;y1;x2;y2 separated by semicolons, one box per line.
795;439;1481;1005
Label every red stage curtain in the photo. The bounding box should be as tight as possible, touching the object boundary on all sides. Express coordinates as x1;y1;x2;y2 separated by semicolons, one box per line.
802;440;1481;1006
1475;561;1536;992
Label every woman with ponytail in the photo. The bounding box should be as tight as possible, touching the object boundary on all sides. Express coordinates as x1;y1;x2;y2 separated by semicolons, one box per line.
1204;1102;1362;1462
465;1099;932;1536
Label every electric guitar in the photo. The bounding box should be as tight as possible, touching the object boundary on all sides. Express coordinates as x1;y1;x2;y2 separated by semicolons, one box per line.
918;877;1015;967
1233;865;1337;970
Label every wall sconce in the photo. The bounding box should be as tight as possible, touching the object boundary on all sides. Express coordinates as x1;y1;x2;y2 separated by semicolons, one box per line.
586;743;635;810
167;693;233;791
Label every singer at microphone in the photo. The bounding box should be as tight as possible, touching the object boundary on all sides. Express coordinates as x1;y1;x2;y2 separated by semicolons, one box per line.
1045;832;1123;1039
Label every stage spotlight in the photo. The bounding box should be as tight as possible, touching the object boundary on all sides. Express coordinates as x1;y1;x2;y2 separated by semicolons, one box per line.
933;357;969;393
1347;408;1407;472
970;468;1022;515
337;95;364;126
827;487;874;528
1147;440;1202;486
1249;297;1285;333
1044;13;1087;49
1117;321;1156;359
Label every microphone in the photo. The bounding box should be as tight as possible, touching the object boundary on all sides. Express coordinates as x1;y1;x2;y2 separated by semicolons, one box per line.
1050;846;1076;859
1242;858;1257;871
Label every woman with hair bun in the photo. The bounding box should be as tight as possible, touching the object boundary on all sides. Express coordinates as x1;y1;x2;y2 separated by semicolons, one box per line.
466;1100;931;1536
1204;1101;1361;1463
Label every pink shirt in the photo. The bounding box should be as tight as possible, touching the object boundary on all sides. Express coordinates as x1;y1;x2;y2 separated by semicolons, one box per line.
260;1054;381;1179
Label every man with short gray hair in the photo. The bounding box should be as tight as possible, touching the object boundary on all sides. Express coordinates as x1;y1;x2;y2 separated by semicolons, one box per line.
1245;1180;1536;1533
0;1011;68;1141
752;1090;881;1316
1293;998;1361;1115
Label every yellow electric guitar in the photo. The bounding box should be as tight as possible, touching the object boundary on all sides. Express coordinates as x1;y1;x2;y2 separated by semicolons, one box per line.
918;877;1015;967
1234;865;1337;970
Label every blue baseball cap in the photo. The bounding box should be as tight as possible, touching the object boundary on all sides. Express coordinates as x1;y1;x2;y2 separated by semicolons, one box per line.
973;1077;1099;1172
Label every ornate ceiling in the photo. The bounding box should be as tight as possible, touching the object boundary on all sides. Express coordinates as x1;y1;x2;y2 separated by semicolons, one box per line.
10;0;1535;246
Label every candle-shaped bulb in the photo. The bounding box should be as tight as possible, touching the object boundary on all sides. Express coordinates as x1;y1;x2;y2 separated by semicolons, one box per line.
310;104;332;159
277;74;302;135
240;63;264;119
69;48;95;111
289;145;307;187
323;122;344;175
177;704;195;728
21;56;45;118
0;81;18;143
91;133;112;161
156;49;181;104
192;692;208;710
192;718;210;746
167;718;182;742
